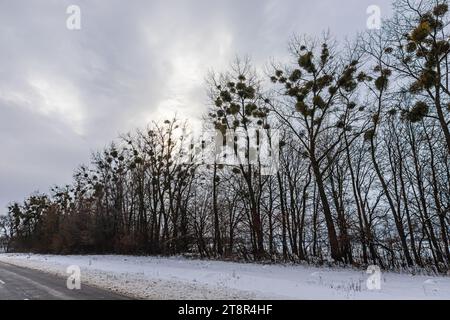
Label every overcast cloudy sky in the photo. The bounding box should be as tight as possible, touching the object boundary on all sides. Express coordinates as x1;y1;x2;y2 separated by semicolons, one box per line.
0;0;393;213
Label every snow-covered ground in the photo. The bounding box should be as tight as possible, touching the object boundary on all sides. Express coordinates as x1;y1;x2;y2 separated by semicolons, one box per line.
0;253;449;299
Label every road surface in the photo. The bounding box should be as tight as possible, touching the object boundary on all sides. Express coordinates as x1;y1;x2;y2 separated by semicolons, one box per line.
0;261;128;300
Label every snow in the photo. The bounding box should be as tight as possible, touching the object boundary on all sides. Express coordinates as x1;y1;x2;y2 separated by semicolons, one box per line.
0;253;449;299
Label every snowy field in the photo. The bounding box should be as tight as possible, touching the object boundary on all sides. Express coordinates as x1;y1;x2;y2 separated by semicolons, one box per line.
0;253;449;299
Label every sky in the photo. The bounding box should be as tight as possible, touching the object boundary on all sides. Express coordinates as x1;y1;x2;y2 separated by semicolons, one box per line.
0;0;393;213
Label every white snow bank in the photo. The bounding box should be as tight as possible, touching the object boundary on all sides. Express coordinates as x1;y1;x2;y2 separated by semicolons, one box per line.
0;253;449;300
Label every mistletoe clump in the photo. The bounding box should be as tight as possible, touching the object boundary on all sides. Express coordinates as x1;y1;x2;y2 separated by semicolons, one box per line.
272;42;359;119
403;101;429;122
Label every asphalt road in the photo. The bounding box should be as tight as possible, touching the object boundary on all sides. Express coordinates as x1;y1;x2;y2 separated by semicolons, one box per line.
0;261;129;300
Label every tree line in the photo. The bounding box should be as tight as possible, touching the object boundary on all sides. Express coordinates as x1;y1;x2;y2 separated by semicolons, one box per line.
1;0;449;272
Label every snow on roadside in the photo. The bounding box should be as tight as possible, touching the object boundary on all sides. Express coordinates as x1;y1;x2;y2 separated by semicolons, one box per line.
0;253;449;300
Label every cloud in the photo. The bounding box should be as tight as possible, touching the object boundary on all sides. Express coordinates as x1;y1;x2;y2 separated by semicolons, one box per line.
0;0;392;212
